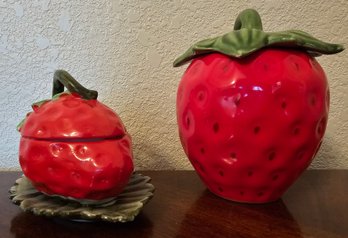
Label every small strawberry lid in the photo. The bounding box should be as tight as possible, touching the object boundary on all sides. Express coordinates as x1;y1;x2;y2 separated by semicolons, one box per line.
18;70;126;139
173;9;344;67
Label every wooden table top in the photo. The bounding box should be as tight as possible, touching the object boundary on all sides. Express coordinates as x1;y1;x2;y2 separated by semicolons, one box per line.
0;170;347;238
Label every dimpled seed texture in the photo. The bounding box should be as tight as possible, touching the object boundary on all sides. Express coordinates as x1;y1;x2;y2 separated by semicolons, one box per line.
177;50;328;203
174;9;343;203
18;71;134;201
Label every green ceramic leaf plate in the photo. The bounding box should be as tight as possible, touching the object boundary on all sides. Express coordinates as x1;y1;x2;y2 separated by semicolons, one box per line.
9;173;155;223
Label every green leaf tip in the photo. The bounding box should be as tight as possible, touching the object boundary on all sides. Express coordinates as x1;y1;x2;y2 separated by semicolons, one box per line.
31;99;50;108
173;9;344;67
16;118;25;132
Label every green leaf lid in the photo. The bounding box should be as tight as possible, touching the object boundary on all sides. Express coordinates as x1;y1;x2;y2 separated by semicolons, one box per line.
173;9;344;67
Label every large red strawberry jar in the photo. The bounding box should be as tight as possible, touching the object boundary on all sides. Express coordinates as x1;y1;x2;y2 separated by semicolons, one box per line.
174;9;343;203
17;70;134;201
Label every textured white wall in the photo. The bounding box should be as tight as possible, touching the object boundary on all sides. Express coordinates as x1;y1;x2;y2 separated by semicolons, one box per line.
0;0;347;170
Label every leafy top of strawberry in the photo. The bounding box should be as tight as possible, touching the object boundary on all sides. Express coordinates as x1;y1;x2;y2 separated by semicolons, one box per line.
173;9;344;67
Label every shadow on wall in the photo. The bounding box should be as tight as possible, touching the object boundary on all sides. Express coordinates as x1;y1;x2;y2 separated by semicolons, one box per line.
136;140;177;170
311;134;347;168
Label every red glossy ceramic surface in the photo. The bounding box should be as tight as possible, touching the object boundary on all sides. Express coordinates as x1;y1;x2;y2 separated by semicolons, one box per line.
174;9;343;203
21;93;126;139
176;50;329;203
18;72;134;201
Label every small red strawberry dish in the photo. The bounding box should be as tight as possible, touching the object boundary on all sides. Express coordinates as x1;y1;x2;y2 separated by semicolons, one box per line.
174;9;343;203
17;70;134;201
12;70;154;222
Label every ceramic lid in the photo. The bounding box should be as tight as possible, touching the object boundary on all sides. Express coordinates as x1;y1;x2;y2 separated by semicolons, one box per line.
18;70;126;140
19;93;126;139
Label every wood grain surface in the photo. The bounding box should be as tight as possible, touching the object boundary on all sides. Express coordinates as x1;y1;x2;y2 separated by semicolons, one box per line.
0;170;347;238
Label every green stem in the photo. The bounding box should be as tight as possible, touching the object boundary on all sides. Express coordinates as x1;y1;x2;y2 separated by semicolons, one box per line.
53;70;98;100
233;9;263;31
